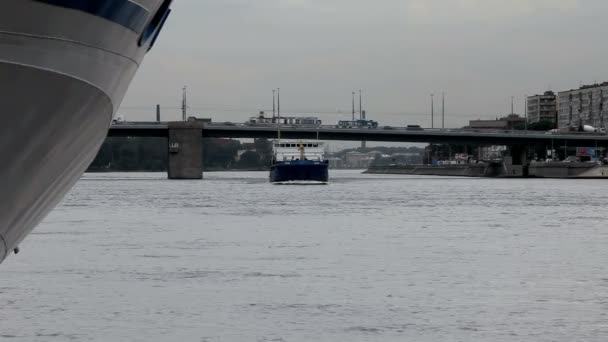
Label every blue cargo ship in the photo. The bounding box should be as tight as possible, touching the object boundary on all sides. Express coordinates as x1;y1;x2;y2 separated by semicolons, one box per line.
270;141;329;184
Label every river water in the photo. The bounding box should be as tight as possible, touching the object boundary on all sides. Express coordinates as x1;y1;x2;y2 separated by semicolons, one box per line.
2;170;608;341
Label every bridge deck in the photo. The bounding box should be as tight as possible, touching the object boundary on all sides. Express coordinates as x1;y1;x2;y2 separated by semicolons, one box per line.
107;123;608;146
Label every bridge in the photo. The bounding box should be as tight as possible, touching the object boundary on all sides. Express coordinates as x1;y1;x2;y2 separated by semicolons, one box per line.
109;122;608;145
107;121;608;179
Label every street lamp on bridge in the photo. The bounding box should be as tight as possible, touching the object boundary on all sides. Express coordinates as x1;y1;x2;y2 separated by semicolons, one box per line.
430;93;435;129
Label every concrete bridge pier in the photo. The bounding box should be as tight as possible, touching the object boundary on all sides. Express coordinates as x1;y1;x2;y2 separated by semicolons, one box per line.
167;121;204;179
509;145;529;165
505;145;530;177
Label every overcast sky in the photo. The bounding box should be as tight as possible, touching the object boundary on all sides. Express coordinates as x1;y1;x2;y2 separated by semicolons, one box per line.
121;0;608;128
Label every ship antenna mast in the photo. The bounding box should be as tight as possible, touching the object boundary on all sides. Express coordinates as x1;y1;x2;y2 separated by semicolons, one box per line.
299;142;305;160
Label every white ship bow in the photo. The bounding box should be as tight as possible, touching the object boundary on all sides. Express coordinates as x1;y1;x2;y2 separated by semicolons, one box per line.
0;0;173;262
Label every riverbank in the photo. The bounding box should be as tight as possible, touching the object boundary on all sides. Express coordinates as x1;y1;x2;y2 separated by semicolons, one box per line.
529;161;608;178
365;162;524;178
87;167;270;173
366;161;608;179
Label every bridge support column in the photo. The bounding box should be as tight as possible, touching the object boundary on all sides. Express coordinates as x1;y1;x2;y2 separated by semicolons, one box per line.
506;145;530;177
168;121;204;179
509;145;529;166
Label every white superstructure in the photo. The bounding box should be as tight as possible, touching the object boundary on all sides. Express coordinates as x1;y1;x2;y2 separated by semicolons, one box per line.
273;140;326;162
0;0;173;263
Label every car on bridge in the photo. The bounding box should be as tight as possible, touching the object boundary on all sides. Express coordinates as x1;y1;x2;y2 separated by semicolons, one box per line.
406;125;423;131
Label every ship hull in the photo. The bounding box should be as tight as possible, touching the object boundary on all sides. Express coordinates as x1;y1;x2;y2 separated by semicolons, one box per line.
0;0;171;263
270;161;329;184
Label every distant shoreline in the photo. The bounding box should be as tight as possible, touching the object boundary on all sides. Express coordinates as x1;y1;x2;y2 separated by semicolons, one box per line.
86;167;362;173
86;168;269;173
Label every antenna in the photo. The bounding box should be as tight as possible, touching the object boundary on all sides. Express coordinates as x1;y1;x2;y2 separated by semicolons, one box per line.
601;88;605;130
511;96;514;115
360;89;367;148
442;92;445;129
272;89;276;119
181;86;188;121
431;94;434;128
277;88;281;142
524;94;528;131
359;89;363;121
352;91;356;121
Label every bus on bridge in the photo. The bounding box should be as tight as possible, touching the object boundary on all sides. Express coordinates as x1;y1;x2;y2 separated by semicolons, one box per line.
337;119;379;129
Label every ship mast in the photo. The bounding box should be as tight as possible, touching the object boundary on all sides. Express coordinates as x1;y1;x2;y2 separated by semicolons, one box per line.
299;143;305;161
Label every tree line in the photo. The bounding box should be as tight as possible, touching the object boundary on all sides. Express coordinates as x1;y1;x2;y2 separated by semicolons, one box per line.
87;137;274;172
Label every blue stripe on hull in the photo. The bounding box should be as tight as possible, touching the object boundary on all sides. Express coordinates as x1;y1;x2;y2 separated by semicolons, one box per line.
270;162;329;183
33;0;150;33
